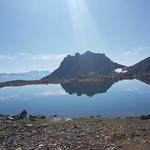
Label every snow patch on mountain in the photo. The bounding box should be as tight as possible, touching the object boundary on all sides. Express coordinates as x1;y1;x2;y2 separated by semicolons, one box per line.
115;68;128;73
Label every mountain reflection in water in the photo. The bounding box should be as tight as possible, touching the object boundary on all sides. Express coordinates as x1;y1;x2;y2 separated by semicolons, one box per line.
0;78;150;117
61;77;150;97
137;77;150;85
61;80;116;97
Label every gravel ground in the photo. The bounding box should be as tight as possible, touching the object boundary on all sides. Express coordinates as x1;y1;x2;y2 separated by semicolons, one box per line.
0;117;150;150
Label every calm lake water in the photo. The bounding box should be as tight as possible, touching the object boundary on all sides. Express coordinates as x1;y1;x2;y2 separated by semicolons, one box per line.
0;79;150;117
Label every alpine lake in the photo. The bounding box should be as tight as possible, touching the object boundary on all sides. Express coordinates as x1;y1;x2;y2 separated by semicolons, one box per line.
0;78;150;118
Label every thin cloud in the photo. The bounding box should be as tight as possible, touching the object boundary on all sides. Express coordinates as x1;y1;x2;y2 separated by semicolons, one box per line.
39;90;67;96
0;54;16;60
112;46;150;66
0;53;66;73
32;54;66;60
0;95;19;101
122;47;150;57
0;53;66;61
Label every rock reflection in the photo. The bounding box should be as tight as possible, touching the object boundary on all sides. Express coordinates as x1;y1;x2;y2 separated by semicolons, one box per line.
137;77;150;85
61;80;116;97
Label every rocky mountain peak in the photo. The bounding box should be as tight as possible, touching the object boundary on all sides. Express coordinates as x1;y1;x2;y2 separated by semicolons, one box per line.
42;51;124;79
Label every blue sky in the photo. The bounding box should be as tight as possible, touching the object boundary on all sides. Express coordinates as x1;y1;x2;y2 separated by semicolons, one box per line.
0;0;150;73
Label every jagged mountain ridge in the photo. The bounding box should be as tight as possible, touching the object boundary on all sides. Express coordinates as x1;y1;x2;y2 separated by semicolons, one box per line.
42;51;150;80
43;51;125;79
127;57;150;74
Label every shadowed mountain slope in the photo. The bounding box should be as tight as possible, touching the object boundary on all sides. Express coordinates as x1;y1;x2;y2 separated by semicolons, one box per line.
43;51;124;79
127;57;150;74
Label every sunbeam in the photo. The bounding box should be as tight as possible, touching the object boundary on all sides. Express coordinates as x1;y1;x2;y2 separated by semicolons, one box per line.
67;0;102;50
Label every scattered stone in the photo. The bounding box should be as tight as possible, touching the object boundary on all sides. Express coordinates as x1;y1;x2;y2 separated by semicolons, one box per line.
140;115;150;120
29;118;36;121
111;133;125;141
0;113;150;150
64;118;72;122
16;147;22;150
7;116;14;120
90;116;94;118
38;144;45;148
42;123;48;127
52;114;58;118
25;124;33;127
96;115;101;118
19;110;28;118
38;115;46;119
29;115;38;119
13;110;28;120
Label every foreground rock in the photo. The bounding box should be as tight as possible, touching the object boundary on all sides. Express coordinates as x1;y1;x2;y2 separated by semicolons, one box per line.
0;110;50;122
0;115;150;150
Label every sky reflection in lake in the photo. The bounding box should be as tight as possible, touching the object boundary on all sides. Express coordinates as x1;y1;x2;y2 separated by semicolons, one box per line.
0;79;149;117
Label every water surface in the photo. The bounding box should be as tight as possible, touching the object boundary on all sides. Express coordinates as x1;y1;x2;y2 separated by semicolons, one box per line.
0;79;150;117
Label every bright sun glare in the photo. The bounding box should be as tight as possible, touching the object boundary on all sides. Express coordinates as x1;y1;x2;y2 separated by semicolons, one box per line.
67;0;101;50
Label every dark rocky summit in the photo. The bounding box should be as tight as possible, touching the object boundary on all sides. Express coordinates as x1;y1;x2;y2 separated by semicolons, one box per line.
127;57;150;74
43;51;124;79
42;51;150;80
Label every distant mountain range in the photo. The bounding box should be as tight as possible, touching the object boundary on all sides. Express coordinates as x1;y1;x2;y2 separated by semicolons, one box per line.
42;51;126;79
0;71;50;82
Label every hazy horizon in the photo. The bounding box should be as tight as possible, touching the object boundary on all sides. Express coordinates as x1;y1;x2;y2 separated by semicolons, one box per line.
0;0;150;73
0;51;149;74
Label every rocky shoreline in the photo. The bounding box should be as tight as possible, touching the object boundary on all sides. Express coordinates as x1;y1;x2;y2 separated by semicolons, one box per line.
0;111;150;150
0;74;145;88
